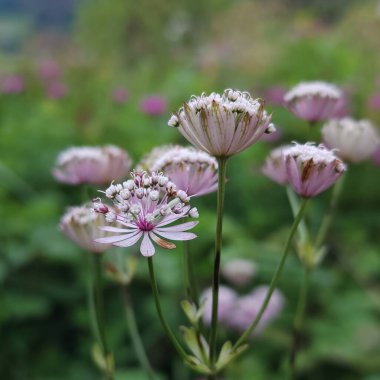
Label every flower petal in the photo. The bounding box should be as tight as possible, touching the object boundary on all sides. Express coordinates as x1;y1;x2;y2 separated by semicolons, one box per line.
149;232;176;250
114;231;143;248
155;221;198;233
95;234;136;244
154;230;197;241
140;232;155;257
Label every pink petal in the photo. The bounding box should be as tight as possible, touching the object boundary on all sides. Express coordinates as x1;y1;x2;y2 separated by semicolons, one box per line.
95;234;136;244
155;221;198;233
154;230;197;241
140;232;155;257
149;232;176;249
100;226;135;233
114;231;143;247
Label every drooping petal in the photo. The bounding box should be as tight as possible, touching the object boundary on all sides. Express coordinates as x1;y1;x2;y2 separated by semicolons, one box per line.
95;233;136;244
155;221;199;232
114;231;143;247
154;230;197;241
140;232;155;257
149;232;176;249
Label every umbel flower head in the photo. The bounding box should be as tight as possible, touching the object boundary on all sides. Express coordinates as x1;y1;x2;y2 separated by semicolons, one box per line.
322;117;380;163
60;204;113;253
284;81;342;123
262;145;293;185
139;145;218;197
168;89;274;158
93;171;199;257
284;143;347;198
53;145;132;185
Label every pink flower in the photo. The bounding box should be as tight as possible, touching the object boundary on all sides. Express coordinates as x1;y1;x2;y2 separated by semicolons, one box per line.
1;75;25;94
38;60;61;81
228;286;284;334
284;81;342;123
200;286;237;325
222;259;256;287
53;145;132;185
140;95;167;116
93;171;199;257
60;204;114;253
322;118;380;163
262;145;292;185
45;81;68;99
139;145;218;197
112;87;129;104
284;143;347;198
169;89;274;158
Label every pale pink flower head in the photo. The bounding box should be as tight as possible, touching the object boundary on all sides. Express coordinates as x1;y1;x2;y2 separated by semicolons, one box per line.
53;145;132;185
222;259;256;287
60;204;114;253
38;60;61;81
367;92;380;110
200;286;237;325
45;81;68;99
112;87;129;104
92;171;199;257
140;145;218;197
284;81;342;123
228;286;284;335
284;143;347;198
262;145;292;185
1;75;25;94
140;95;167;116
322;118;380;163
169;89;274;158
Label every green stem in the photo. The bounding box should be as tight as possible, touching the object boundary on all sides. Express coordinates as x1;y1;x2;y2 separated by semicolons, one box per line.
288;268;311;380
147;257;188;361
184;240;199;306
315;174;345;249
286;186;309;243
124;286;156;380
233;198;310;350
209;157;228;367
92;254;114;379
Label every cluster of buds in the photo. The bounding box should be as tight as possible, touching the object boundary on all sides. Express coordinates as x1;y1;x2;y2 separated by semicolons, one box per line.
93;171;199;257
169;89;274;158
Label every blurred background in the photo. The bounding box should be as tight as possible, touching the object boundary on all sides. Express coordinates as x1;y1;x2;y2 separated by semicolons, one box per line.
0;0;380;379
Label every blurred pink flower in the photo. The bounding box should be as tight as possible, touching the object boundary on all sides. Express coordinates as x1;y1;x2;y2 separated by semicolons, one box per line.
38;60;61;81
222;259;256;287
263;86;286;106
1;75;25;94
46;81;68;99
60;204;114;253
93;171;198;257
262;145;292;185
367;92;380;110
201;286;238;326
284;143;346;198
284;81;342;123
112;87;129;104
139;145;218;197
140;95;167;116
228;286;284;334
332;90;351;118
53;145;132;185
169;89;274;158
322;118;380;163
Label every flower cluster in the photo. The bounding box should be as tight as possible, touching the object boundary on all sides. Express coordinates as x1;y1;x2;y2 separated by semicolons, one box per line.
60;204;114;253
263;143;347;197
284;81;342;123
93;171;199;257
140;145;218;197
53;145;132;185
201;285;284;336
221;259;256;287
169;89;274;157
322;117;380;163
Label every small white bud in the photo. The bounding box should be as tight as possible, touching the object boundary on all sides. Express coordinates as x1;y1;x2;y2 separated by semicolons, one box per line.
177;190;190;203
123;180;135;191
189;207;199;218
119;189;131;200
145;213;154;223
149;190;159;201
130;204;141;215
168;114;179;128
135;188;145;199
158;175;169;187
105;212;116;222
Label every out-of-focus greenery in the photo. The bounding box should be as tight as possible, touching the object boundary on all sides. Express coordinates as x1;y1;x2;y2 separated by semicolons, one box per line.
1;0;380;379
